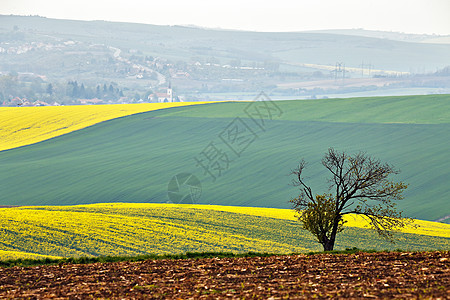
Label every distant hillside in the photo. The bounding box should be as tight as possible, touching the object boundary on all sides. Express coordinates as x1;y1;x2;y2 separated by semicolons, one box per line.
307;29;450;44
0;95;448;222
1;15;449;102
1;15;449;72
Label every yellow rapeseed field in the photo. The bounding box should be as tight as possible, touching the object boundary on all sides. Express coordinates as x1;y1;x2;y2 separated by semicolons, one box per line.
0;203;448;260
180;204;450;238
0;204;309;259
0;102;210;151
0;250;61;261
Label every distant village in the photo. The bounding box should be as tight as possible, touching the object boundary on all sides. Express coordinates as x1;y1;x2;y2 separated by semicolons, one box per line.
2;23;449;107
1;85;181;107
3;97;61;107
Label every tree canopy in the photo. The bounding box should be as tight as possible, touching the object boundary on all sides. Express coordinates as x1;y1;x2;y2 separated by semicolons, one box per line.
290;148;413;251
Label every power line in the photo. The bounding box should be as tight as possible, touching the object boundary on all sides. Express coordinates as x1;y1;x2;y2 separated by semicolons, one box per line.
333;62;345;82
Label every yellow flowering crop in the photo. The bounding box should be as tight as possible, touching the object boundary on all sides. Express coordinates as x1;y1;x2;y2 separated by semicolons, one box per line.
0;250;61;261
0;204;309;260
0;102;211;151
342;214;450;238
175;204;450;238
0;203;448;261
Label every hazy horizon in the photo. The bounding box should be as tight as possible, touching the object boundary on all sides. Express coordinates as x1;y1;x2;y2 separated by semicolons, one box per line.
1;0;449;35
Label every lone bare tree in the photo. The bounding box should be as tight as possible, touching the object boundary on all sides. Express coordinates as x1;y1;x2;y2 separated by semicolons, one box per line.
290;148;412;251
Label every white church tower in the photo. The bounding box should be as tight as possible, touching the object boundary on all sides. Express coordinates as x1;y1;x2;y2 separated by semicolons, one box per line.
167;82;173;102
153;82;174;103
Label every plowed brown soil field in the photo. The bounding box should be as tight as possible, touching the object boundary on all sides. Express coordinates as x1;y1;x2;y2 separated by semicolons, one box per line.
0;251;448;299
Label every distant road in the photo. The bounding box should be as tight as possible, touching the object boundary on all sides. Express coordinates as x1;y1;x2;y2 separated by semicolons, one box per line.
109;46;166;86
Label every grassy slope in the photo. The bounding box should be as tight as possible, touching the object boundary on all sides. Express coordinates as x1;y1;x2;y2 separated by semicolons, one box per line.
165;94;450;124
0;95;449;222
0;204;448;260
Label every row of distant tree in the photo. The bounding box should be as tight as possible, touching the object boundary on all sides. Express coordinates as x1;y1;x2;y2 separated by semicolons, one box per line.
0;74;130;106
66;81;124;100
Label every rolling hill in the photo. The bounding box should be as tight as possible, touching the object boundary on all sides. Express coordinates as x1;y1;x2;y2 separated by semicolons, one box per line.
0;204;448;260
0;95;449;222
2;15;449;73
0;102;209;152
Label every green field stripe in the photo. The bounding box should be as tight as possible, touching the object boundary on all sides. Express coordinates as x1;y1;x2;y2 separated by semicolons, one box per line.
152;94;450;124
0;96;449;222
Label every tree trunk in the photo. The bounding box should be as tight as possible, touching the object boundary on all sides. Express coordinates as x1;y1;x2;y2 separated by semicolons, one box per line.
323;239;334;251
322;217;340;251
320;235;334;251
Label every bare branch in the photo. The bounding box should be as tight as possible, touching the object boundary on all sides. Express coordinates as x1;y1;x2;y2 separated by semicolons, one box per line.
291;148;410;251
290;160;316;211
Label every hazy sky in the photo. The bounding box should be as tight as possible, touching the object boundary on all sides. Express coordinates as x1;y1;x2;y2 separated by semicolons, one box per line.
1;0;449;35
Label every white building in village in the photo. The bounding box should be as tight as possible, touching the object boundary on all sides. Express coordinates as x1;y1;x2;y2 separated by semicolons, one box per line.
149;84;175;103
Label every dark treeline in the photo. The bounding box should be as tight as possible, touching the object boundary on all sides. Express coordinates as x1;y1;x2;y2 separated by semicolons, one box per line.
0;74;126;106
66;81;124;100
